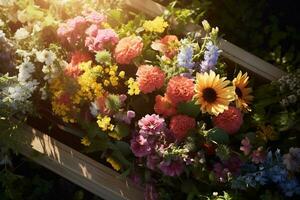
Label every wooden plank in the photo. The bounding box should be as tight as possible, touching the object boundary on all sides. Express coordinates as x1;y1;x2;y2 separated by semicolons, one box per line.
124;0;286;80
13;124;144;200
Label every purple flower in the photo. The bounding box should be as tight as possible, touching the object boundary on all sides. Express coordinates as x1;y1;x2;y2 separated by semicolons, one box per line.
159;159;184;176
130;135;151;157
200;41;220;72
145;184;159;200
138;114;165;136
177;45;195;68
283;147;300;172
147;154;161;170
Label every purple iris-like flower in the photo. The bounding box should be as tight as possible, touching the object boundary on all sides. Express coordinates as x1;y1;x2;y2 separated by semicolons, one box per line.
177;45;195;68
159;159;184;176
138;114;165;135
200;41;220;72
146;154;161;170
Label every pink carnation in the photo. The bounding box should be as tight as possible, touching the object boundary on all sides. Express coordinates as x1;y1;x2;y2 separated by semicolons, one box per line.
85;28;119;52
114;36;143;64
170;115;196;140
57;16;87;43
84;11;107;25
136;65;165;94
166;76;194;105
130;135;151;157
212;106;243;135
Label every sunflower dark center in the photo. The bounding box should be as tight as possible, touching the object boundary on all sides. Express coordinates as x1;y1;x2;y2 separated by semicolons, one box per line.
235;87;243;98
203;87;217;103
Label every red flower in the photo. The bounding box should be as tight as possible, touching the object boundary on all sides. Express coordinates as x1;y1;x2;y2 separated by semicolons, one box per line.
154;95;177;117
212;106;243;135
64;51;91;78
170;115;196;140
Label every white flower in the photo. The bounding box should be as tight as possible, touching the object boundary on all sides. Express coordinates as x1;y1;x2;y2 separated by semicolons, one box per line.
22;80;39;93
0;0;15;6
7;85;31;102
14;28;30;40
40;87;48;100
32;22;42;34
36;50;56;66
0;30;5;38
90;102;99;117
16;49;33;61
17;61;35;83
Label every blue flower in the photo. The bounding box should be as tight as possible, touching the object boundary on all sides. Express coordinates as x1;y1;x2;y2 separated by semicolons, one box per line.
177;45;195;69
200;41;220;72
279;179;300;197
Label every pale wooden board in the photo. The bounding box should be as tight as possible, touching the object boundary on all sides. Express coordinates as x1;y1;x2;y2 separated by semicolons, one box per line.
13;125;144;200
124;0;286;81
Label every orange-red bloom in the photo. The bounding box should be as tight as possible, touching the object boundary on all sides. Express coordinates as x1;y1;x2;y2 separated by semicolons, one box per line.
114;36;143;64
170;115;196;140
166;76;194;105
154;95;177;117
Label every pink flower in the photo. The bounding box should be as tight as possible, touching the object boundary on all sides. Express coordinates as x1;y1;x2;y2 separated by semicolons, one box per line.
151;35;179;58
251;147;266;164
84;11;107;25
169;115;196;141
114;36;143;64
154;95;177;117
85;28;119;52
130;135;151;157
159;160;184;176
136;65;165;94
57;16;87;43
85;24;99;37
240;137;252;156
212;106;243;135
138;114;165;135
166;76;194;105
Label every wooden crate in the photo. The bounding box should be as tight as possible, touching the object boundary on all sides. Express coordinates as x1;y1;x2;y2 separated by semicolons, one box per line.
11;0;287;200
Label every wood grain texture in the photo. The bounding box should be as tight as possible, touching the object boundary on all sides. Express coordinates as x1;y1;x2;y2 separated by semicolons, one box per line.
124;0;286;80
13;124;144;200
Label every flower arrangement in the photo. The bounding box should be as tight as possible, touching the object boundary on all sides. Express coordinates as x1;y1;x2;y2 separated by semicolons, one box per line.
0;0;299;199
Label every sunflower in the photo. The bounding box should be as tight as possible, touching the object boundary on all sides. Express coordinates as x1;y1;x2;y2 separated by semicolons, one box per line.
194;70;235;116
232;71;253;111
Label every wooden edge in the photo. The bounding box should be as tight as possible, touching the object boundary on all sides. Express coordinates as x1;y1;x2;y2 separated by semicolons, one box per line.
124;0;286;81
13;124;144;200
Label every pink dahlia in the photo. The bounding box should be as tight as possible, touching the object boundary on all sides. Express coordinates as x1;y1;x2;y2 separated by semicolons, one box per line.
136;65;165;94
114;36;143;64
166;76;194;105
138;114;165;135
57;16;87;43
169;115;196;140
154;95;177;117
212;106;243;135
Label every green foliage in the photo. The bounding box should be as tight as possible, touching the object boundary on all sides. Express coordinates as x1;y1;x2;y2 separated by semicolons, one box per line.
177;100;201;117
207;128;229;144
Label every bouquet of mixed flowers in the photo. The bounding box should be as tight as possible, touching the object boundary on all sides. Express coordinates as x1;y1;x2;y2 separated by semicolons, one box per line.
1;0;299;199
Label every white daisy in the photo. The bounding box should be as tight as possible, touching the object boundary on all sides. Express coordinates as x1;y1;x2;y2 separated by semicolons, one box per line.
14;28;29;40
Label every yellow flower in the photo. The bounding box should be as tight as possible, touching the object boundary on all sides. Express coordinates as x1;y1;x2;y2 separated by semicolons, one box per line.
106;157;121;171
81;136;91;146
257;125;278;142
194;70;235;116
143;16;168;33
232;71;253;111
127;78;140;96
119;71;125;79
97;115;114;131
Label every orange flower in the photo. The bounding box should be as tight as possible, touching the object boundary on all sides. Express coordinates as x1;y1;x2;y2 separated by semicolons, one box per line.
166;76;194;105
154;95;177;117
136;65;165;94
151;35;179;58
114;36;143;64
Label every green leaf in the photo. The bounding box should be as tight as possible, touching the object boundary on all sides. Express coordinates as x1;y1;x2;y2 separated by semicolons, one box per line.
115;141;131;156
106;94;121;112
207;128;229;144
177;101;201;117
181;180;198;194
83;137;108;153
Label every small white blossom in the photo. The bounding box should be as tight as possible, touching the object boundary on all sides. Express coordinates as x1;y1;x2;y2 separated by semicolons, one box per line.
40;87;48;100
0;19;4;27
17;61;35;83
14;28;29;40
36;50;56;66
90;102;99;117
